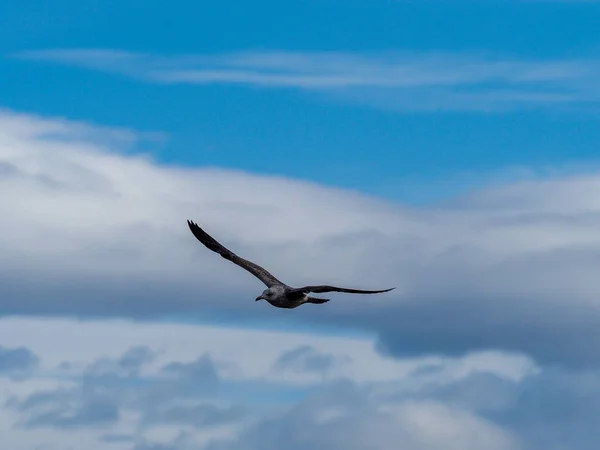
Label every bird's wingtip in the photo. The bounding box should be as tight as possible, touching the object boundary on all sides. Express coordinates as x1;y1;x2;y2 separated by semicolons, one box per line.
187;220;200;232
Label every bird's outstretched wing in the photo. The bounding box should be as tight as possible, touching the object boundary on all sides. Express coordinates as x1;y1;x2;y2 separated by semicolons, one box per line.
290;285;395;295
187;220;282;287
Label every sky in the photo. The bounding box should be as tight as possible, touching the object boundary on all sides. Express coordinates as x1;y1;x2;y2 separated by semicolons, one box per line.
2;0;600;449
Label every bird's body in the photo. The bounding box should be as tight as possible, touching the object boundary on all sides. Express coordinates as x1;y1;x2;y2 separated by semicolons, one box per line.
187;220;394;309
254;285;330;309
257;285;305;309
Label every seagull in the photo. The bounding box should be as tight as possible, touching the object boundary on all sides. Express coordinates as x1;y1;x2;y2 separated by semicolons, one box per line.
187;220;395;309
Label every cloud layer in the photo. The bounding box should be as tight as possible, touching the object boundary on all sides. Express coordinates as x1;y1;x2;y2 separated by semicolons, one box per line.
0;317;599;450
0;317;532;450
11;49;600;112
3;108;600;368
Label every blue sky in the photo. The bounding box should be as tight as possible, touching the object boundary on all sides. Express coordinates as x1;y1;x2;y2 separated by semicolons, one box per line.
3;0;600;203
3;1;600;449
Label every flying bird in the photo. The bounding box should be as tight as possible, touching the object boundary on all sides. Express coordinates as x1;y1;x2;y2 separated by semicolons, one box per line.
187;220;395;309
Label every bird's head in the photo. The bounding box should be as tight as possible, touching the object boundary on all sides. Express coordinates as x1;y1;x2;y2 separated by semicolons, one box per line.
256;288;274;301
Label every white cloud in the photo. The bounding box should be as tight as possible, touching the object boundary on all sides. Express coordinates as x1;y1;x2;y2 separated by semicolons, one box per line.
4;109;600;367
0;317;535;387
11;49;600;112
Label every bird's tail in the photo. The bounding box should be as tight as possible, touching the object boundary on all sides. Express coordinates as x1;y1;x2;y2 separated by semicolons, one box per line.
307;296;329;304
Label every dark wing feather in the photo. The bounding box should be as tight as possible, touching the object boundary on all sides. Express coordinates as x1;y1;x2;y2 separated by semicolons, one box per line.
187;220;282;287
291;285;395;294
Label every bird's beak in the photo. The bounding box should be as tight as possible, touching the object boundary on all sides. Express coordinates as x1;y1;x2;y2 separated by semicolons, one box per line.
255;296;264;301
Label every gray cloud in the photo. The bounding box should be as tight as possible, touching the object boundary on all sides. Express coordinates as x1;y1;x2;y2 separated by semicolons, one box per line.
87;346;156;377
131;438;192;450
100;433;136;444
396;368;600;450
141;404;246;429
272;346;351;377
0;346;39;380
204;379;520;450
159;355;221;399
19;394;119;430
5;346;241;435
493;368;600;450
201;368;600;450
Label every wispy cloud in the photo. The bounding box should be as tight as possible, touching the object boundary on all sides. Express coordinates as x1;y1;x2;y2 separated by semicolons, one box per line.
11;49;600;112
